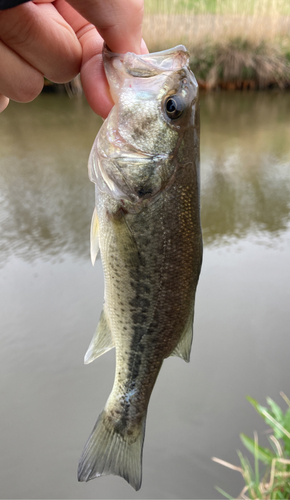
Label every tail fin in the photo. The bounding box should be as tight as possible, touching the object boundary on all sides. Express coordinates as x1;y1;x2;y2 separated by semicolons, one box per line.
77;410;146;491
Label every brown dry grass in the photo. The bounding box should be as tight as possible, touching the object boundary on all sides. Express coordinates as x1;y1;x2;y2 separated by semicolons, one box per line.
143;1;290;88
143;13;290;50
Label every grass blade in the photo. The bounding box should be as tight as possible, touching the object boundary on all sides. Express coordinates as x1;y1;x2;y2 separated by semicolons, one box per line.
267;397;284;423
247;396;290;440
240;433;275;464
215;486;235;499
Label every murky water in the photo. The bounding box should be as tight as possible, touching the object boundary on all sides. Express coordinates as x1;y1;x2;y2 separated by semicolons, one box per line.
1;91;290;499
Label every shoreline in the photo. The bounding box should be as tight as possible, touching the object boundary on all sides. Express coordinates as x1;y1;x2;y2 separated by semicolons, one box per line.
143;13;290;90
45;12;290;94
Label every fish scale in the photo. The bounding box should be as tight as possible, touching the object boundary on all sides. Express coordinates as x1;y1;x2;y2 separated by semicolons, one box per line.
78;45;202;491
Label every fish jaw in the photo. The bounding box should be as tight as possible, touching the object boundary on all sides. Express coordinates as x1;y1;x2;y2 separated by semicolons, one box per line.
103;44;191;104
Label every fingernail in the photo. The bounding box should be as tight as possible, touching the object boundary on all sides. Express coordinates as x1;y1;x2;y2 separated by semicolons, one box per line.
140;38;149;55
0;95;9;113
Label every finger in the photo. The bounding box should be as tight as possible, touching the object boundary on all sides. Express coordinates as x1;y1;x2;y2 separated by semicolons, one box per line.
66;0;144;54
0;2;82;83
0;94;9;113
55;0;113;117
55;0;147;117
79;34;148;118
0;39;44;102
80;39;113;119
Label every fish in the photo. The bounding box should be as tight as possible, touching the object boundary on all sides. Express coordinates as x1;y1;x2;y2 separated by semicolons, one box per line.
77;44;203;491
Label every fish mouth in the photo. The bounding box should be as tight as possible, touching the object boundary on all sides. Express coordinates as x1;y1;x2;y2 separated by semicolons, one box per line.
103;44;190;104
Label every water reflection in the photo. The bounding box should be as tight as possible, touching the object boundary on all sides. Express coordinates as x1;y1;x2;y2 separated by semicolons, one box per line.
0;96;102;264
1;92;290;500
0;92;290;265
201;92;290;245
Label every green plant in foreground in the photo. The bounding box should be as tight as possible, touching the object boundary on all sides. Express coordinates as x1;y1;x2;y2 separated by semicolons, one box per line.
213;393;290;499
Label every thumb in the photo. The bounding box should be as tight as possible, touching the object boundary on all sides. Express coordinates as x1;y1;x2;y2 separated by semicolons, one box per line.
66;0;144;54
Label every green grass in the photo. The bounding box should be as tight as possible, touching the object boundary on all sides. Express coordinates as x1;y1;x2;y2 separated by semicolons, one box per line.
213;393;290;499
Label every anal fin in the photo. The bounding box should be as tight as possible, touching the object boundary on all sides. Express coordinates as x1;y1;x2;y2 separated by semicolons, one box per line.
84;310;114;364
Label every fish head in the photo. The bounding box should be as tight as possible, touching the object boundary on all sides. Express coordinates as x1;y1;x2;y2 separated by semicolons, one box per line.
89;45;199;207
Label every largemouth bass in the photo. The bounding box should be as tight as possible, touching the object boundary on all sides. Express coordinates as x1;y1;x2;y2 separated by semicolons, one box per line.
78;45;202;491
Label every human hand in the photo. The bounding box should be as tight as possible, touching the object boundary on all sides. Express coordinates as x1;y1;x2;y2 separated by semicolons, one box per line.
0;0;146;117
57;0;147;117
0;0;82;113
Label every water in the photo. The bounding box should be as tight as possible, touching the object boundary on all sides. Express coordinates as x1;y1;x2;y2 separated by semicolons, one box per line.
0;91;290;499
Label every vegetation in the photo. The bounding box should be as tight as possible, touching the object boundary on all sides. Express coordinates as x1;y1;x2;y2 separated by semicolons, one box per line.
143;0;290;88
212;393;290;499
145;0;290;16
190;39;290;89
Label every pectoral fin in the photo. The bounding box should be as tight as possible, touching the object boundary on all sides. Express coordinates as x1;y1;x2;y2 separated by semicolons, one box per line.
84;310;114;364
170;309;194;363
110;211;142;267
90;207;99;266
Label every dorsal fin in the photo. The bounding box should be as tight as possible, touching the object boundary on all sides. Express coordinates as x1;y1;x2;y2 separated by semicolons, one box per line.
169;308;194;363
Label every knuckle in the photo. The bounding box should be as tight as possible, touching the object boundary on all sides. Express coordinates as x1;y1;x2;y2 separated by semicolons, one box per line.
0;6;36;49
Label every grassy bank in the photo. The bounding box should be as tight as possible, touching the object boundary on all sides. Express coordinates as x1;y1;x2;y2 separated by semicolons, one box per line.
145;0;290;16
213;393;290;499
143;0;290;89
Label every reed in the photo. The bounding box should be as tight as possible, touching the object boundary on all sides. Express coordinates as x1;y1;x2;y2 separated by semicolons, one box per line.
143;0;290;88
145;0;290;16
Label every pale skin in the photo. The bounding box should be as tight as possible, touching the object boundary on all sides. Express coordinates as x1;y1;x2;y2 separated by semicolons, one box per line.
0;0;147;117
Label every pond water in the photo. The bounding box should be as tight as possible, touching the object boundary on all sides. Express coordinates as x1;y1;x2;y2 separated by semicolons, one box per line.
0;91;290;499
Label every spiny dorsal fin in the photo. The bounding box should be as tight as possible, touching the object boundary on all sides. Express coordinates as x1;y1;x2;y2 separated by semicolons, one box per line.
84;310;114;364
170;308;194;363
90;207;99;266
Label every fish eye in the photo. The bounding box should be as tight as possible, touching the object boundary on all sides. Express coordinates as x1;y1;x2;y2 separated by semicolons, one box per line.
164;95;185;120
